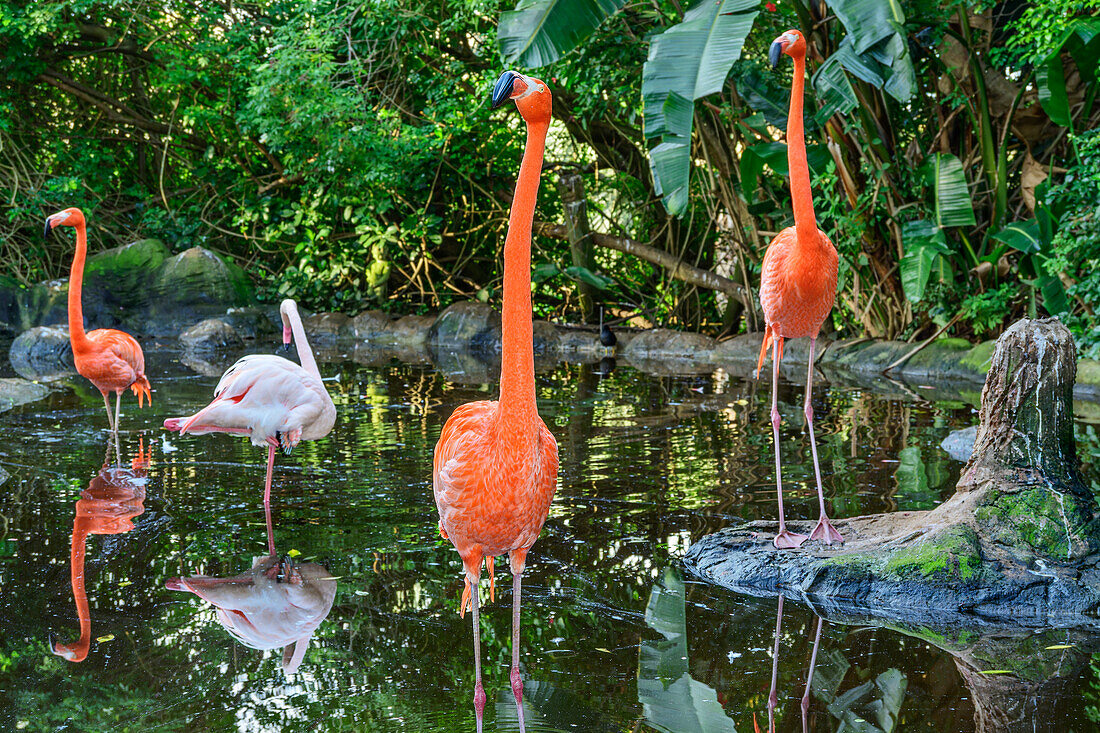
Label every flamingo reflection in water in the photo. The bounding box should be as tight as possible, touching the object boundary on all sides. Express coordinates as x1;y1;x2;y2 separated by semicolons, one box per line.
166;504;337;674
51;442;149;662
756;596;824;733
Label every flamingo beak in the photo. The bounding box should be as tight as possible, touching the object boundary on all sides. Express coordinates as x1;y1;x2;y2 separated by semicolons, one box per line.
44;216;56;238
769;39;786;68
491;70;519;109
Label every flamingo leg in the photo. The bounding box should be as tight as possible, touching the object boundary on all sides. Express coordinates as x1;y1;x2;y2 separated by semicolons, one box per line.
801;616;824;733
767;595;783;733
114;391;123;465
469;568;486;733
511;569;526;732
805;338;843;544
102;392;116;434
263;442;277;511
771;338;807;549
264;495;276;556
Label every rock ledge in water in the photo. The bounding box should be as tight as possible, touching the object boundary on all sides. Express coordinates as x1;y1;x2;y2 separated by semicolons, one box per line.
686;318;1100;628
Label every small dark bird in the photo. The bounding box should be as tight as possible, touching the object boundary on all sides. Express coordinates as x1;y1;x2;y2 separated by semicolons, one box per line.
599;306;617;348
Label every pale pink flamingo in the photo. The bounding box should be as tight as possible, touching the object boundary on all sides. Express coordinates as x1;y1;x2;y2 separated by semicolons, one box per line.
164;299;335;538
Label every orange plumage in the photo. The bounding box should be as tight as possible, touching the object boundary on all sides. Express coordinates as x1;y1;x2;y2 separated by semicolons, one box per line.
46;208;152;438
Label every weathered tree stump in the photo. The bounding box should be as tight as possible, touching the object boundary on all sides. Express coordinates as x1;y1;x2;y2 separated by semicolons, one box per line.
685;319;1100;626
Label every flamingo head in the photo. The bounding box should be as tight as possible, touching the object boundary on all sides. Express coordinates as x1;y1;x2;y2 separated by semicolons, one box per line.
491;70;552;124
43;207;85;237
769;29;806;68
50;633;88;663
278;299;297;352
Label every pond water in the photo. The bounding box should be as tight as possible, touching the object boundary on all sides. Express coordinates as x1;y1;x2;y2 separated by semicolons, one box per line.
1;346;1098;732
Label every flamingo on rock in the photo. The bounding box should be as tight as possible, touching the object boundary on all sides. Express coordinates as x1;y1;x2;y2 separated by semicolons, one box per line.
433;69;559;733
755;30;842;549
45;208;153;447
164;299;335;532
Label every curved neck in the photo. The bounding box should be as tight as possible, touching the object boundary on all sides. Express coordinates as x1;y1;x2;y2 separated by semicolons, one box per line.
498;119;548;427
67;222;89;346
285;307;320;379
62;526;91;662
787;51;818;244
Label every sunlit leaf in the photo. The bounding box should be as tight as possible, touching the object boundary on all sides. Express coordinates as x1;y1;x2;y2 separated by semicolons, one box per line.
1045;644;1075;650
648;140;690;216
932;154;976;228
498;0;626;68
991;220;1041;254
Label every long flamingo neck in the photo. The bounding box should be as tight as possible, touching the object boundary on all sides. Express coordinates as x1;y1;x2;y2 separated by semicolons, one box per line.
787;51;818;244
287;309;320;379
67;222;89;346
498;118;548;429
64;526;91;662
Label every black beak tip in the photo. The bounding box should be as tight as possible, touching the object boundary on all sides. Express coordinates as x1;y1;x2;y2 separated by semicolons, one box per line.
769;41;784;69
491;70;518;109
43;219;53;239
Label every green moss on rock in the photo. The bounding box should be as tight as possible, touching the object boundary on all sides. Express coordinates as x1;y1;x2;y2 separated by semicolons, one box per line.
881;526;983;581
974;488;1096;560
960;340;997;375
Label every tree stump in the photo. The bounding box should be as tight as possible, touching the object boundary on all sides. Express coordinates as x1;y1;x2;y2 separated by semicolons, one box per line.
684;318;1100;626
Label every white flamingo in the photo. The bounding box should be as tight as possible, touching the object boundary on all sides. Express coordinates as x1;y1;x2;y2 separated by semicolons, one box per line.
165;299;335;532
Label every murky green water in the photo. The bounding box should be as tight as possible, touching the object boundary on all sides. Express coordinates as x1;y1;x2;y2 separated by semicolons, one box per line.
1;347;1097;731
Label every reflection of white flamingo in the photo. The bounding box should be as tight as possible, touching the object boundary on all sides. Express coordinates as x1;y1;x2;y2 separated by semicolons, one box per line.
164;300;335;533
167;554;337;674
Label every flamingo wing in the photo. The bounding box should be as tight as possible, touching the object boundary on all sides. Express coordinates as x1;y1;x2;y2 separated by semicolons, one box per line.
81;329;148;395
176;355;331;446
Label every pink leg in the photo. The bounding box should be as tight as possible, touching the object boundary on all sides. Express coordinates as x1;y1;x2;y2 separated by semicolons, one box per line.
470;568;486;733
805;338;843;544
511;571;526;732
801;616;823;733
771;338;807;549
263;442;277;512
767;596;783;733
264;496;276;556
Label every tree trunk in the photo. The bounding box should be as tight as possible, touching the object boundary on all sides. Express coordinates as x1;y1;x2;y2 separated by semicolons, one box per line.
555;171;598;324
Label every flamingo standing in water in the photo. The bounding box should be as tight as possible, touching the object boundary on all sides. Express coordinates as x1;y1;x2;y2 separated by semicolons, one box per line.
45;208;152;446
755;30;842;549
164;299;335;537
433;69;559;732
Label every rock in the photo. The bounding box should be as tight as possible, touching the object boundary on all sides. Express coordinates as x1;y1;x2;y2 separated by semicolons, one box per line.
18;279;69;330
147;247;254;335
179;319;244;350
556;327;604;359
220;307;278;340
620;329;716;360
9;326;73;382
823;339;909;372
302;312;354;341
941;425;978;462
351;310;392;340
686;318;1100;627
383;315;433;348
533;321;560;355
430;301;500;351
0;377;50;412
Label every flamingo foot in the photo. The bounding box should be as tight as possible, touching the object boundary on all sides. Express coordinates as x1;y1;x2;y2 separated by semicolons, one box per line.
774;529;808;549
474;680;486;733
810;516;845;545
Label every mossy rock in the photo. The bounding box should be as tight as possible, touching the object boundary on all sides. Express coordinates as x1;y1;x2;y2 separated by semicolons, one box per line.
429;301;500;351
153;247;253;308
85;238;170;296
899;337;972;377
880;526;984;582
974;488;1099;561
826;339;909;372
959;340;997;375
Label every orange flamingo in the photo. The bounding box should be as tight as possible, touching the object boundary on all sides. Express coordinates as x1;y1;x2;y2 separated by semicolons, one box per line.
163;299;335;524
755;30;842;549
45;208;153;444
433;69;559;732
51;443;149;662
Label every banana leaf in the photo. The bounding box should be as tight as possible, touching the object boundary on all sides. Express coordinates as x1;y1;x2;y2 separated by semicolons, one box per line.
932;153;976;228
827;0;906;54
1037;51;1071;127
900;219;952;303
498;0;626;68
813;54;859;121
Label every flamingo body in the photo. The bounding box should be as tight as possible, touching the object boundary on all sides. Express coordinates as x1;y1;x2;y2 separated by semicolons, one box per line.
759;226;838;341
164;299;334;510
434;399;558;573
169;353;334;449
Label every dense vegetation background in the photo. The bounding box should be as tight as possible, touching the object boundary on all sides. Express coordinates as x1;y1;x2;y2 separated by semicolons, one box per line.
2;0;1099;348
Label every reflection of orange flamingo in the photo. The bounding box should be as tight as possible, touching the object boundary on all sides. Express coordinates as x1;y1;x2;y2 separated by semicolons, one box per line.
755;30;842;549
164;299;335;519
433;70;559;733
44;208;152;445
51;443;149;662
166;502;337;675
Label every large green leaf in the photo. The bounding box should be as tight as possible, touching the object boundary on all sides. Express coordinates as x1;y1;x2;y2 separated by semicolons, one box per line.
932;153;976;228
813;54;858;121
735;68;788;127
739;141;788;189
1037;274;1070;316
642;0;759;214
564;265;614;290
1037;51;1071;127
991;219;1041;254
498;0;626;68
900;220;952;302
827;0;906;54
